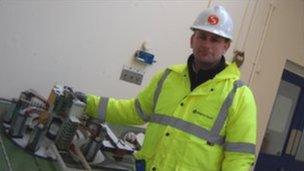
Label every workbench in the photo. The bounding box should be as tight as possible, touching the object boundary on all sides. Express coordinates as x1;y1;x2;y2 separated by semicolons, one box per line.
0;101;58;171
0;100;143;171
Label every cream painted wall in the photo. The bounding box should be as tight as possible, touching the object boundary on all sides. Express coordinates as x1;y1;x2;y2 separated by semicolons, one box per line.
0;1;250;99
283;0;304;66
0;1;199;99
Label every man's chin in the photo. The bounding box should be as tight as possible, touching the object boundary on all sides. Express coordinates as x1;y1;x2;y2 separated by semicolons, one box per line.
198;57;213;63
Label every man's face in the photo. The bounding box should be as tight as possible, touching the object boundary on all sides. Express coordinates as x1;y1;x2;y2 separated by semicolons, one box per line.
191;30;230;69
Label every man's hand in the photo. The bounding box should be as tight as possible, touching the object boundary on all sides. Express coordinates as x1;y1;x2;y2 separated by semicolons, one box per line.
74;91;87;103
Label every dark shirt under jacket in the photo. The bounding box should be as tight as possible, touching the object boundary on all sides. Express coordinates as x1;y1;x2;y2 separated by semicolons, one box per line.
187;54;227;91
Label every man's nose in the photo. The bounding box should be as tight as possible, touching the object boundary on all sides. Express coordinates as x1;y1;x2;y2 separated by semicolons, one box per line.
201;38;213;47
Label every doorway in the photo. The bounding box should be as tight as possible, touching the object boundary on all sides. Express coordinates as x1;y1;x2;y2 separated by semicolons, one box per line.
255;68;304;171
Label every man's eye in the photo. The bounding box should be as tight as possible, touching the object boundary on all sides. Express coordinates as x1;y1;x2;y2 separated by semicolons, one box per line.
199;35;207;40
210;37;221;42
198;34;222;42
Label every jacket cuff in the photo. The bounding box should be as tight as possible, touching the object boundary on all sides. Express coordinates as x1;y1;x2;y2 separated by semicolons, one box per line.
85;94;101;118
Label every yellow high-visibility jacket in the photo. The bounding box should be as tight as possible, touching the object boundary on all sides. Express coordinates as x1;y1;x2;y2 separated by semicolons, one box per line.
86;62;257;171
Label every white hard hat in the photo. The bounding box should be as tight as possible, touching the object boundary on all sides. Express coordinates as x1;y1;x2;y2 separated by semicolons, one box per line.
191;5;234;40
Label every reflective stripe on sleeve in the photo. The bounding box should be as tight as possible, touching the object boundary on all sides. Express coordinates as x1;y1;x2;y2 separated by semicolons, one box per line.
135;98;150;122
153;69;171;111
150;113;225;145
224;142;256;154
98;97;109;122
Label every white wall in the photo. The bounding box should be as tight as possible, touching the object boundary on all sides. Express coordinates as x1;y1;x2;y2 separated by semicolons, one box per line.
0;0;252;99
0;1;195;99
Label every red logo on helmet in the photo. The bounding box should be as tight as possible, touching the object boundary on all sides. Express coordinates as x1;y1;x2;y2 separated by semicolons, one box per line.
207;15;219;25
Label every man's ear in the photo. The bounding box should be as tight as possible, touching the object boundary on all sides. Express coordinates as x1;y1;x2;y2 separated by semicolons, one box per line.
190;34;195;49
223;42;230;53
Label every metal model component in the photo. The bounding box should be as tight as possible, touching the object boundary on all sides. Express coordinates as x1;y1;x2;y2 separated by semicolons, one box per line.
82;136;104;162
68;99;86;118
9;110;27;138
0;98;17;125
82;124;106;162
52;86;74;116
7;89;47;137
9;107;43;138
55;116;79;151
26;123;45;152
46;117;62;140
0;85;143;170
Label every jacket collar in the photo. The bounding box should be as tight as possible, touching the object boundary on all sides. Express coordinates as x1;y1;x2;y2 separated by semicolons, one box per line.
168;62;240;81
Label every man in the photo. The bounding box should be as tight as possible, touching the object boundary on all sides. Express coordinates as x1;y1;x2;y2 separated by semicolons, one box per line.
83;5;257;171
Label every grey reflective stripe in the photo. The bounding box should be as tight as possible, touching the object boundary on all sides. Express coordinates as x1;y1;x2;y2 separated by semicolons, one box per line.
153;69;171;111
98;97;109;122
210;80;245;140
150;79;246;146
224;142;256;154
150;113;225;145
135;99;150;122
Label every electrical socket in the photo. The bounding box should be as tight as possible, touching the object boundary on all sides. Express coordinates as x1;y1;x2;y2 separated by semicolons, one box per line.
120;66;144;85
